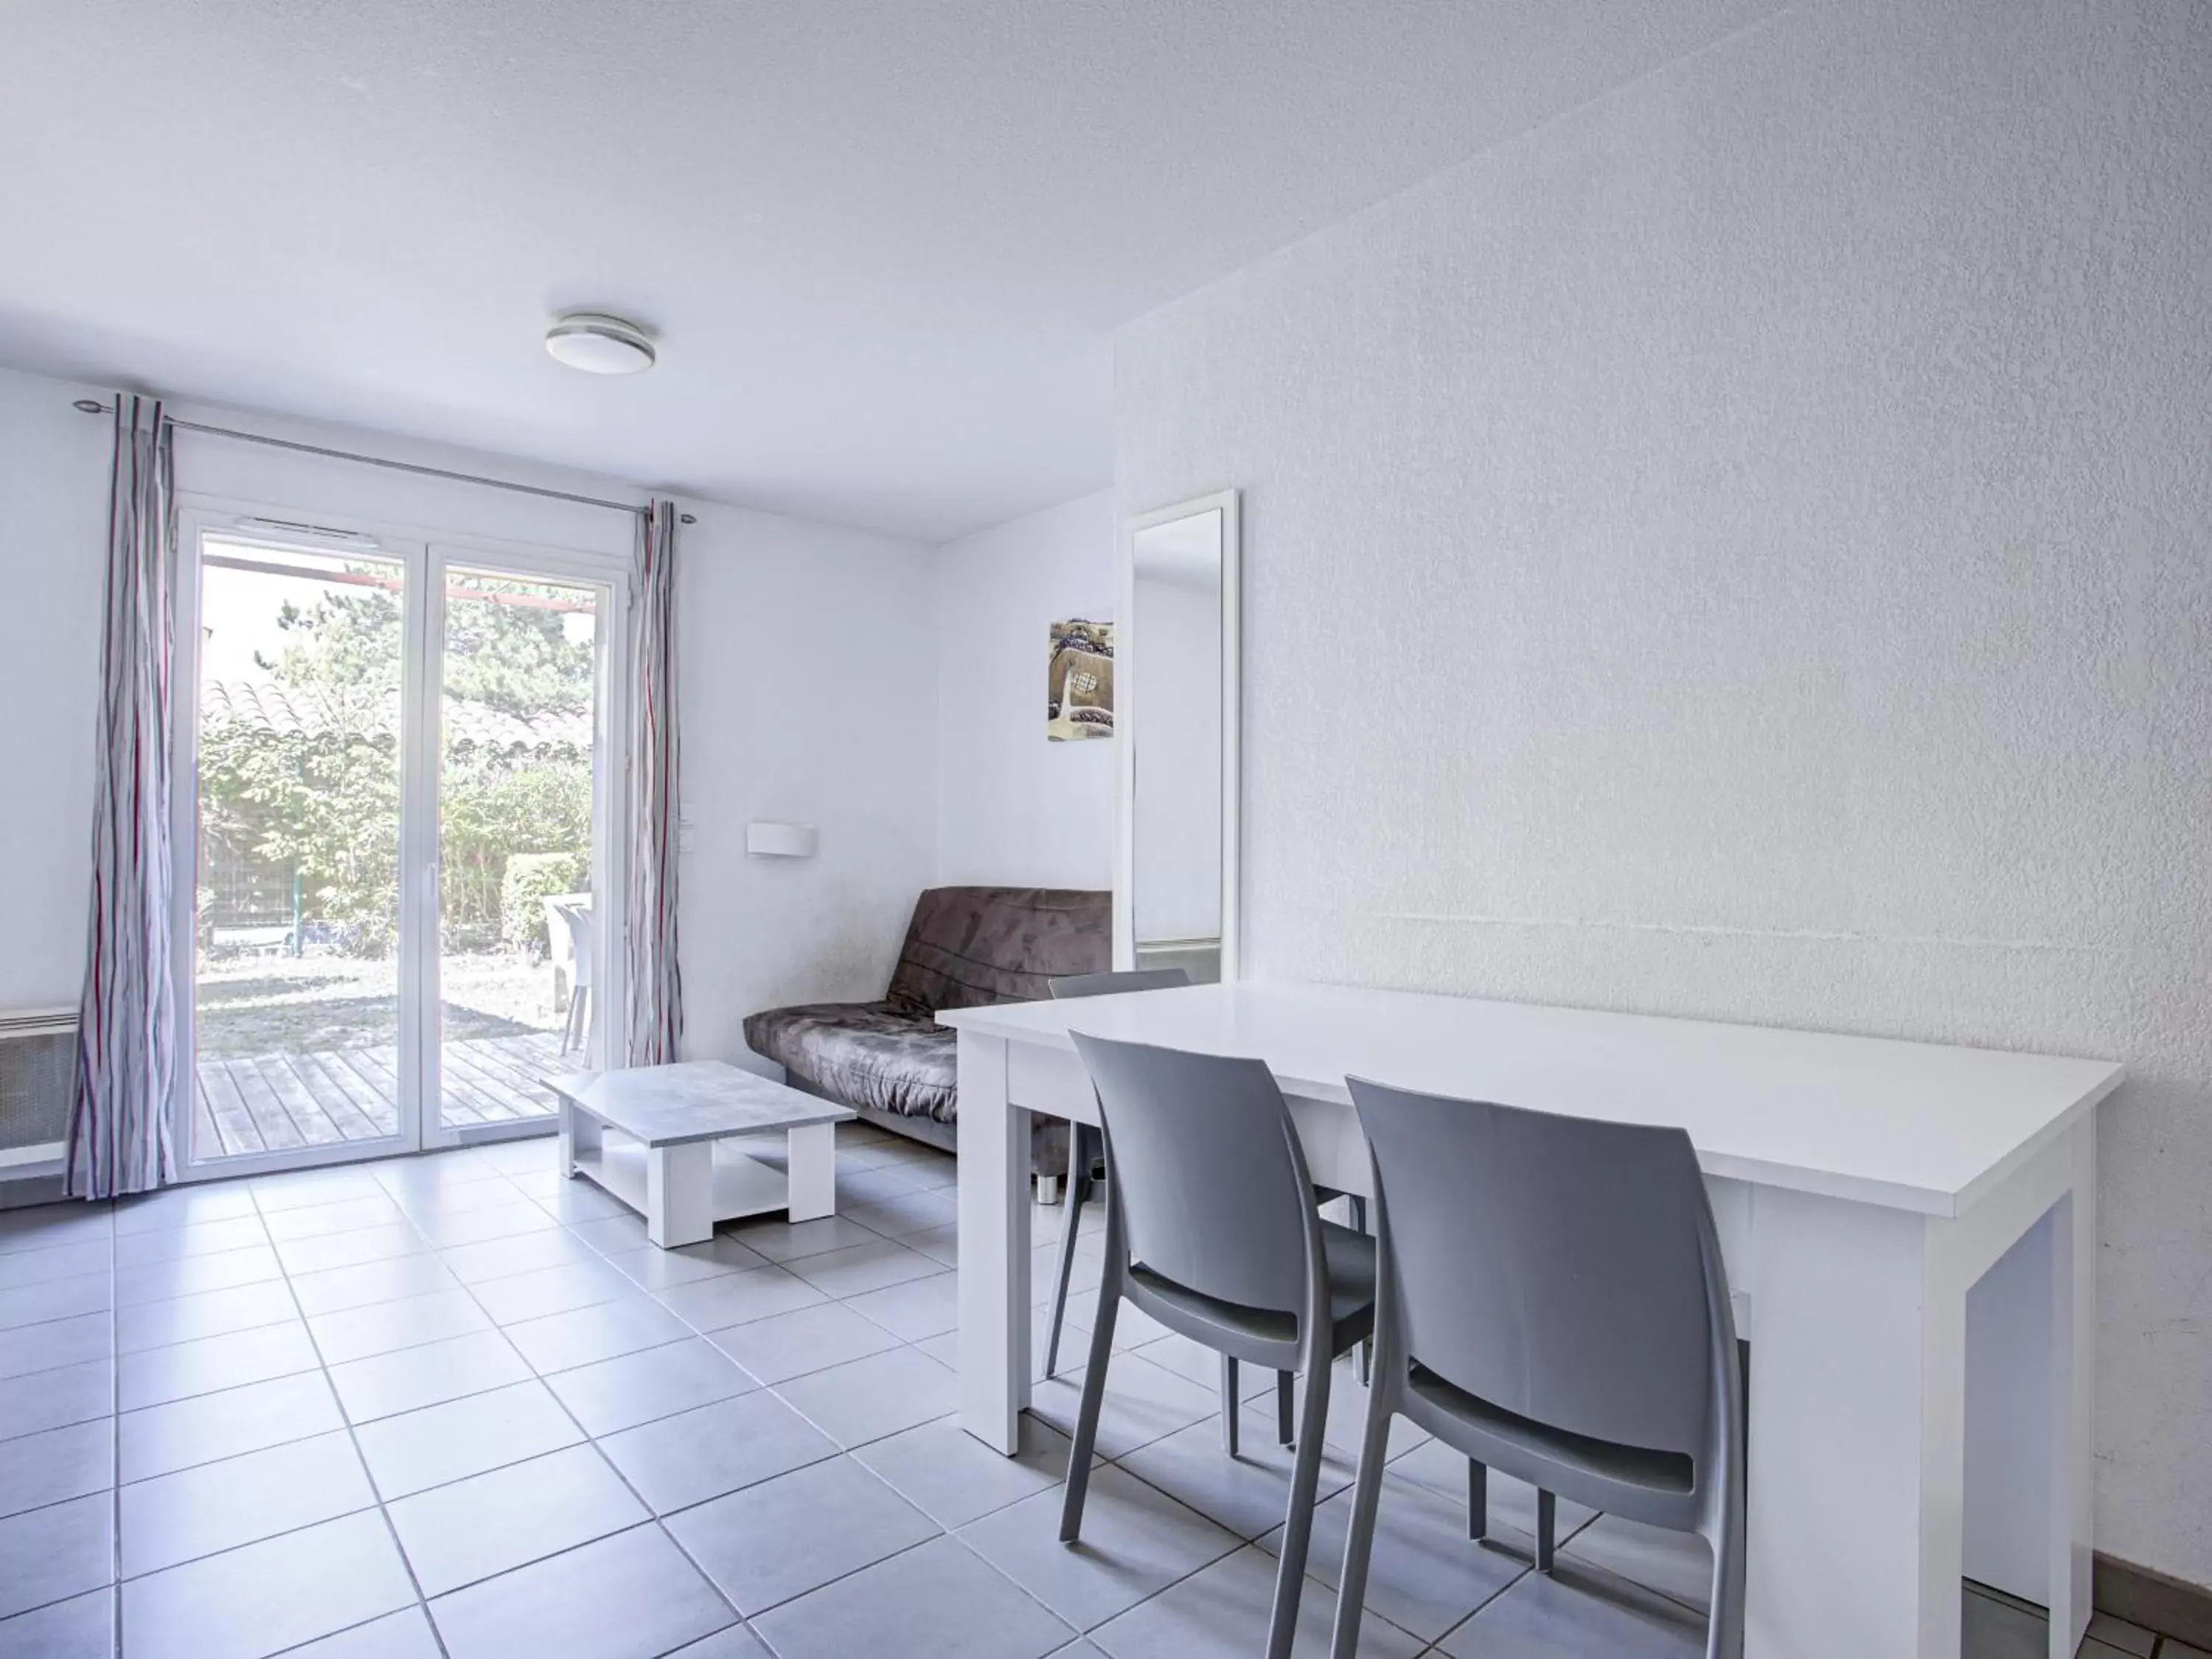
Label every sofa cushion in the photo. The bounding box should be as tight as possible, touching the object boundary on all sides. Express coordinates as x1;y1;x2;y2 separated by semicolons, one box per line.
884;886;1111;1016
743;1001;956;1124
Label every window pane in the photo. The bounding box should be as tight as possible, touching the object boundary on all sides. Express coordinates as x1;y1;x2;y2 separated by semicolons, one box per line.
192;538;405;1160
437;568;602;1130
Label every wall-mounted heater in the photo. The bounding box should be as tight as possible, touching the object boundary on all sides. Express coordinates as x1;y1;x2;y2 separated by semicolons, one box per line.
0;1008;76;1173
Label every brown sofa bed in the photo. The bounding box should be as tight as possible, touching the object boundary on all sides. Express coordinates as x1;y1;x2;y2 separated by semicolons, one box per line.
742;886;1110;1178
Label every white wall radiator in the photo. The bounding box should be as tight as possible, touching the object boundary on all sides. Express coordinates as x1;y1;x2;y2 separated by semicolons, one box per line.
0;1007;76;1169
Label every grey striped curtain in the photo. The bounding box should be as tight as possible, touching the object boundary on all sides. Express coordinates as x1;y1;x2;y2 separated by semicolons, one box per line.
624;501;683;1065
67;397;179;1197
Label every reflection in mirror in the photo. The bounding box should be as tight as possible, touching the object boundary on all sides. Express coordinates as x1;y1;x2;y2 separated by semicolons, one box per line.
1128;505;1225;982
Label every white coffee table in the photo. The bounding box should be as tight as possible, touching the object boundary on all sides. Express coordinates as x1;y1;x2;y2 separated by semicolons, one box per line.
545;1061;855;1248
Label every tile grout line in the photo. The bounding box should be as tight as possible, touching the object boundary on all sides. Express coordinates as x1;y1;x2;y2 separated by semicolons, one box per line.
53;1173;1071;1617
1060;1397;1461;1651
258;1168;460;1659
98;1152;538;1656
21;1133;1734;1658
0;1331;1394;1607
3;1337;1551;1659
475;1144;1022;1652
1054;1189;1603;1649
746;1525;1065;1653
63;1177;931;1527
431;1166;760;1655
538;1128;970;1655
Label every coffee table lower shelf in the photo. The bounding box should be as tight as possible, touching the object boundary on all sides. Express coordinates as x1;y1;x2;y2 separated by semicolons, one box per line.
565;1121;837;1248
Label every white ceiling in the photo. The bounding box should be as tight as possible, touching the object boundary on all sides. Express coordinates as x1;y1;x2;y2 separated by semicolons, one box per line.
0;0;1775;541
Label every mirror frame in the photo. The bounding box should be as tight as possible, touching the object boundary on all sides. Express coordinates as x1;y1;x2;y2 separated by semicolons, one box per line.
1113;488;1242;981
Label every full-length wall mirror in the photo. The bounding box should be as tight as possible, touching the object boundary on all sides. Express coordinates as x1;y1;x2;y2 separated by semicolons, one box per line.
1115;490;1239;981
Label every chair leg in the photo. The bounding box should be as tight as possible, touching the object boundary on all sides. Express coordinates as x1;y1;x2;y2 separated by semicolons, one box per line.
1535;1488;1557;1572
1276;1370;1295;1446
1710;1352;1749;1659
1220;1354;1241;1456
1467;1458;1487;1541
1328;1362;1394;1659
1709;1519;1746;1659
1059;1274;1120;1543
1266;1357;1332;1659
1042;1147;1089;1378
1347;1199;1372;1385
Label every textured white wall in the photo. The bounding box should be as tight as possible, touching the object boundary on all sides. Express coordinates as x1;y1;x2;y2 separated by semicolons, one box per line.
678;507;939;1058
1116;0;2212;1584
934;490;1116;892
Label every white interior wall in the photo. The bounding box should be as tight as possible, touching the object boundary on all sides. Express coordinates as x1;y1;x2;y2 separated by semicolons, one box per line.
0;367;110;1012
933;490;1116;893
1116;0;2212;1586
679;507;939;1056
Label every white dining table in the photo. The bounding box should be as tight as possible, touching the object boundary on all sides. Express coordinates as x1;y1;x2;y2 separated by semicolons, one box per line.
942;979;2122;1659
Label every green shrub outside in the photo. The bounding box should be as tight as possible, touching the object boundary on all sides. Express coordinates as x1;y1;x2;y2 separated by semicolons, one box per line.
503;852;590;956
195;566;598;961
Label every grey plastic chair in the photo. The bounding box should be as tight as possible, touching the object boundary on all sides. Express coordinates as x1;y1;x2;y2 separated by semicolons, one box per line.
1062;1033;1377;1659
548;898;594;1056
1044;970;1362;1430
1042;969;1193;1380
1330;1079;1745;1659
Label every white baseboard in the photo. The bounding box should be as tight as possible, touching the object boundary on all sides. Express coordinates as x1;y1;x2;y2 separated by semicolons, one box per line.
0;1141;65;1170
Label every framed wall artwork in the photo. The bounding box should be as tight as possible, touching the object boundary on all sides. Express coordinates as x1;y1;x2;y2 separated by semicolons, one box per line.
1047;618;1113;740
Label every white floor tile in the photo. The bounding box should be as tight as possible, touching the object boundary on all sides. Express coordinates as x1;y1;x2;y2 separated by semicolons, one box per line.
664;1455;939;1615
120;1510;416;1659
385;1444;646;1597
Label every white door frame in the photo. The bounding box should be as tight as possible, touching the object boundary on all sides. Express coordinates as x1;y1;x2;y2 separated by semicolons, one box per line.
169;493;630;1179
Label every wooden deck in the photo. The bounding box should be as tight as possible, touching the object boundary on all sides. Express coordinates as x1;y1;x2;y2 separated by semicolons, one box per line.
192;1031;568;1158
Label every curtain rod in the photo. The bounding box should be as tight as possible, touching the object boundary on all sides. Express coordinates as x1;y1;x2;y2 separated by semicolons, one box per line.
72;398;695;524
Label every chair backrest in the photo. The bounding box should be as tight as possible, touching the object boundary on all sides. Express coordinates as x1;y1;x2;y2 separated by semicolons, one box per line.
1070;1032;1316;1318
552;900;594;984
1349;1078;1727;1463
1047;967;1191;1001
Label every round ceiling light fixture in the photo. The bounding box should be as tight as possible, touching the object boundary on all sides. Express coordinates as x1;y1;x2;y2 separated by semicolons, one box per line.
544;312;656;375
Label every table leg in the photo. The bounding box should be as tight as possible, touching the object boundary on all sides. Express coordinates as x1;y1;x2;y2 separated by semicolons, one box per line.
645;1142;715;1248
2048;1119;2095;1659
956;1031;1032;1453
559;1103;600;1178
1743;1185;1967;1659
786;1122;837;1222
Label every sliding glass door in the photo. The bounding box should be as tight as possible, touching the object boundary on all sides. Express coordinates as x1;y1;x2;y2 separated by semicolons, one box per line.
187;537;412;1161
433;566;608;1138
176;512;622;1175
